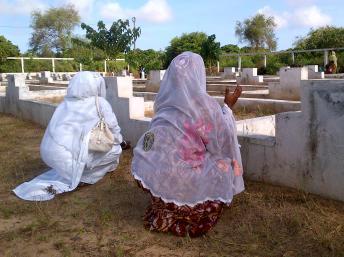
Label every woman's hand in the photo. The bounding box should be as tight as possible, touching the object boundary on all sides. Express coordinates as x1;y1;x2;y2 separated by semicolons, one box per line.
224;84;242;108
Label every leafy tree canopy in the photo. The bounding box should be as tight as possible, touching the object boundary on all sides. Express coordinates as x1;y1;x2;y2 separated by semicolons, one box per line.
63;37;107;64
29;5;80;56
164;32;208;66
0;35;20;58
81;19;141;59
294;26;344;50
221;44;240;53
235;14;277;50
200;34;221;66
126;49;164;72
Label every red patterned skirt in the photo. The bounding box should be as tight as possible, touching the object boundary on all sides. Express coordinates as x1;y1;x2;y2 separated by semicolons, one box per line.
137;181;223;237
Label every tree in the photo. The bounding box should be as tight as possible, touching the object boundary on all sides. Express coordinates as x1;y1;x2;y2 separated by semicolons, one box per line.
29;5;80;55
164;32;208;67
0;35;21;72
200;34;220;67
0;35;20;58
221;44;240;53
64;37;107;65
81;20;141;59
235;14;277;50
126;49;164;72
294;26;344;49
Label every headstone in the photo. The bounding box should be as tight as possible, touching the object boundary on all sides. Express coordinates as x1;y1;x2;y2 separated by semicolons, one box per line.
26;73;33;80
62;74;72;81
238;68;263;84
307;65;324;79
40;71;53;84
269;67;308;100
221;67;239;79
146;70;166;92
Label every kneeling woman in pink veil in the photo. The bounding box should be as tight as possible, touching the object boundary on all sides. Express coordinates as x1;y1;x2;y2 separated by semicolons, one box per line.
132;52;244;237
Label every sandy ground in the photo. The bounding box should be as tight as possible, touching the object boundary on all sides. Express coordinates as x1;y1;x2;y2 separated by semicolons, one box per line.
0;113;343;257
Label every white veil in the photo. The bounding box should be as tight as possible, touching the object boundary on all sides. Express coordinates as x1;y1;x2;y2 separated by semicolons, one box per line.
14;71;122;201
132;52;244;206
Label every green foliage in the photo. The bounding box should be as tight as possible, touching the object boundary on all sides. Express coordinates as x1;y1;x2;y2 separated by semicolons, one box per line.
64;37;107;65
81;19;141;59
200;34;221;67
294;26;344;49
221;44;240;53
0;35;21;72
164;32;208;67
235;14;277;50
0;35;20;58
29;5;80;55
126;49;164;72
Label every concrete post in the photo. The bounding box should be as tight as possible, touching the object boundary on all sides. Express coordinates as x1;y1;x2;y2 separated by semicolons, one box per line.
80;63;82;71
217;61;220;73
291;52;295;65
324;50;329;66
238;55;242;70
104;60;107;73
52;59;55;73
264;55;267;68
20;57;24;73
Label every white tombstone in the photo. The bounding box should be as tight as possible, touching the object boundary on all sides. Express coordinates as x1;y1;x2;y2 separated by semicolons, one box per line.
26;73;33;80
104;76;150;144
0;73;6;82
146;70;166;92
269;67;308;100
40;71;53;84
221;67;239;79
238;68;263;84
307;65;324;79
62;74;72;81
121;70;127;76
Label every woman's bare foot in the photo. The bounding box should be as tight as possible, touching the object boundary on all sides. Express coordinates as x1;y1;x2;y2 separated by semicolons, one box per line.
224;84;242;108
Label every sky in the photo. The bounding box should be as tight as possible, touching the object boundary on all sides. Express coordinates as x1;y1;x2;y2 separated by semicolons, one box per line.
0;0;343;53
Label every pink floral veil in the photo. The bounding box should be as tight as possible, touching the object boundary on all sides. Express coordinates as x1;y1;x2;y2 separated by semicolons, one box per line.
132;52;244;206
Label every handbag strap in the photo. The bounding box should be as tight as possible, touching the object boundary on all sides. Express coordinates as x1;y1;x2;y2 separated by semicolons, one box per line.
95;95;104;120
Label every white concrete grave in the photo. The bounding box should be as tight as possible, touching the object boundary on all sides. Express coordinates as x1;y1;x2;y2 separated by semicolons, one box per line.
221;67;239;79
269;67;308;100
239;79;344;202
238;68;263;85
0;75;66;126
40;71;53;84
62;74;72;81
307;65;324;79
146;70;166;92
104;76;151;144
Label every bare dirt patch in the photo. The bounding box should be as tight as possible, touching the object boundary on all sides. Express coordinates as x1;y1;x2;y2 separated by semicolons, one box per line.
0;113;343;257
35;96;65;105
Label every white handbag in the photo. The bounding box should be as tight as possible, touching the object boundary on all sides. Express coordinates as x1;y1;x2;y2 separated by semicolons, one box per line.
89;96;114;152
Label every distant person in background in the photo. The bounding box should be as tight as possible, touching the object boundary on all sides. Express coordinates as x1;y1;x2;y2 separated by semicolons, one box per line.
326;51;338;74
132;52;244;237
13;71;128;201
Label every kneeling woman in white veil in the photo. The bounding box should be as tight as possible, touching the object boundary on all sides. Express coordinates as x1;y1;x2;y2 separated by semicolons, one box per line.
14;71;124;201
132;52;244;237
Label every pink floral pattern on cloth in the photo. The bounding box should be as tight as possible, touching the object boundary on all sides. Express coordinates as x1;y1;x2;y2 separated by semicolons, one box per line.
178;118;213;168
232;159;242;176
217;160;230;173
